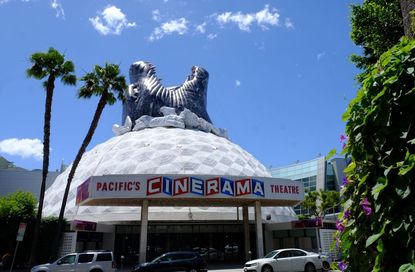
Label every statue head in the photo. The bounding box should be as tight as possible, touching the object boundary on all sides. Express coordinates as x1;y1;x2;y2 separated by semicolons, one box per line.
129;61;156;84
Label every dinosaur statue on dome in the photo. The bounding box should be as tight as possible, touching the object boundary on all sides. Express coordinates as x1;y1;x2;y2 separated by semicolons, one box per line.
115;61;227;138
122;61;211;125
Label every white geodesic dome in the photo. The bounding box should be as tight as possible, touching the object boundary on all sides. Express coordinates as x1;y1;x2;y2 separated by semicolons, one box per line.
43;127;297;222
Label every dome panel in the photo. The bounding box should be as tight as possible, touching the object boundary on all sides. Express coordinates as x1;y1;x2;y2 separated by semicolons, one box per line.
43;127;296;222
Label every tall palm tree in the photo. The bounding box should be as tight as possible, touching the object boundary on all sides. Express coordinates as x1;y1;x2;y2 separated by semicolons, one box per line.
400;0;415;39
51;63;127;259
27;48;76;268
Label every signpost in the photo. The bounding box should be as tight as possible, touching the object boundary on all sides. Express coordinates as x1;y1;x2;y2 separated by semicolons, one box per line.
10;223;26;272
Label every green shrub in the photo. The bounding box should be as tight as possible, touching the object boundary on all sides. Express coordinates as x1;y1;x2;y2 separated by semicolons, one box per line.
337;37;415;271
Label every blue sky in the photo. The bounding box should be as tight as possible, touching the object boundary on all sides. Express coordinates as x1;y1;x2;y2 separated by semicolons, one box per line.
0;0;360;171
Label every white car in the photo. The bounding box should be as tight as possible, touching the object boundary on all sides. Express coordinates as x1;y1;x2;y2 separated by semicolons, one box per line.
243;248;328;272
31;250;116;272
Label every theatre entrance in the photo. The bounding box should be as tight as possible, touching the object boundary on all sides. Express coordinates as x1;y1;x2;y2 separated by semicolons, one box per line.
114;222;257;266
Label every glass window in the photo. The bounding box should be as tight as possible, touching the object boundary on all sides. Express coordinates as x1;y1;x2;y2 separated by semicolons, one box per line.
273;230;289;238
78;254;94;263
159;255;173;262
173;253;195;260
58;254;76;265
276;251;291;259
290;250;306;257
264;250;278;258
289;229;304;237
96;253;112;262
224;225;240;233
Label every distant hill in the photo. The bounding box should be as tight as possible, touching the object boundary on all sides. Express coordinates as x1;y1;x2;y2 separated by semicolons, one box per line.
0;156;26;171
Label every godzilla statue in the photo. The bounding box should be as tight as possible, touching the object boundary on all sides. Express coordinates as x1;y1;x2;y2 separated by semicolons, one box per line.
122;61;212;126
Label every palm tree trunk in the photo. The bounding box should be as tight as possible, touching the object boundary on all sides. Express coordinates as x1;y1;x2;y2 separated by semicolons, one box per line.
28;76;55;270
401;0;415;39
50;91;109;260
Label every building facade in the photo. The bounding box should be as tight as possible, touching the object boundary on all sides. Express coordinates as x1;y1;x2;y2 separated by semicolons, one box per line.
268;157;346;258
0;156;61;198
269;156;346;215
40;61;303;265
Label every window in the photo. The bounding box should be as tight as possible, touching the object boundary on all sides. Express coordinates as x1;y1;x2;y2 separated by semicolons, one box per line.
172;253;195;260
159;255;173;262
96;253;112;262
78;254;94;263
276;251;291;259
182;253;196;260
58;254;76;265
290;250;306;257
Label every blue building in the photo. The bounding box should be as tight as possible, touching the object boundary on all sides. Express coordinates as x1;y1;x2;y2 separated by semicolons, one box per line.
269;156;347;215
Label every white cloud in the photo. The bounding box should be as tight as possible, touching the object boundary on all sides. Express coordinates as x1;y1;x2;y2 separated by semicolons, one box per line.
152;9;161;22
196;22;206;34
235;80;241;87
207;33;217;40
284;18;294;29
216;5;280;32
89;5;136;35
0;138;43;160
149;18;188;41
51;0;64;19
1;0;30;5
317;52;326;61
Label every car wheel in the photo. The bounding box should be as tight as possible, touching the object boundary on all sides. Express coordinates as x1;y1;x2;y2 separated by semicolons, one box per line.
322;260;330;271
304;263;316;272
262;264;273;272
90;269;103;272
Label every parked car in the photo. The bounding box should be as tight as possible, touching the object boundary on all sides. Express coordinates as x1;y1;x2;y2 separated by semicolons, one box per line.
132;251;207;272
31;250;116;272
243;248;328;272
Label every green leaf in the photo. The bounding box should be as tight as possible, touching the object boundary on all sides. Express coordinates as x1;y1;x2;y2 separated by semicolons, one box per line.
399;153;415;176
395;186;411;199
366;230;384;248
407;67;414;74
376;239;384;253
342;110;350;122
399;263;415;272
343;199;353;211
344;161;356;174
371;178;388;200
326;149;337;160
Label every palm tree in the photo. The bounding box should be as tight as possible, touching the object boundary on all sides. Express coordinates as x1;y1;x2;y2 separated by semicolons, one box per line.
51;63;127;259
400;0;415;39
27;48;76;268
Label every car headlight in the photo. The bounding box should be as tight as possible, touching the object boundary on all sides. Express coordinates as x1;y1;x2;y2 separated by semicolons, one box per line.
245;262;258;267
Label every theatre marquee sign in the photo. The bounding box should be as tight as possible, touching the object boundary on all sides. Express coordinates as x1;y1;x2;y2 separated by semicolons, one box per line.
76;174;304;206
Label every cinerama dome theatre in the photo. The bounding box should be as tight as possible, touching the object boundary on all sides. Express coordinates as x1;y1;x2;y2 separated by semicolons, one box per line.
43;61;299;264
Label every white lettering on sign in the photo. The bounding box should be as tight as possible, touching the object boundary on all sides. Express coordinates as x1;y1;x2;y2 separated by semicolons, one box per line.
96;181;141;192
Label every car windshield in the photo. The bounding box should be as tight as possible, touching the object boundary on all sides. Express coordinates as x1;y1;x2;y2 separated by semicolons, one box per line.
264;250;279;258
151;254;171;263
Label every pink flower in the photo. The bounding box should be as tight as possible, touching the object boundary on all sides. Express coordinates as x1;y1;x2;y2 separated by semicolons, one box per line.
344;210;351;220
340;134;348;150
341;177;349;189
336;220;345;232
336;236;341;248
339;261;348;271
361;197;372;216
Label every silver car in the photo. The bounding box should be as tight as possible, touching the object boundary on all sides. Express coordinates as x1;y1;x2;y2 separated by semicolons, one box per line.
31;250;116;272
243;248;327;272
